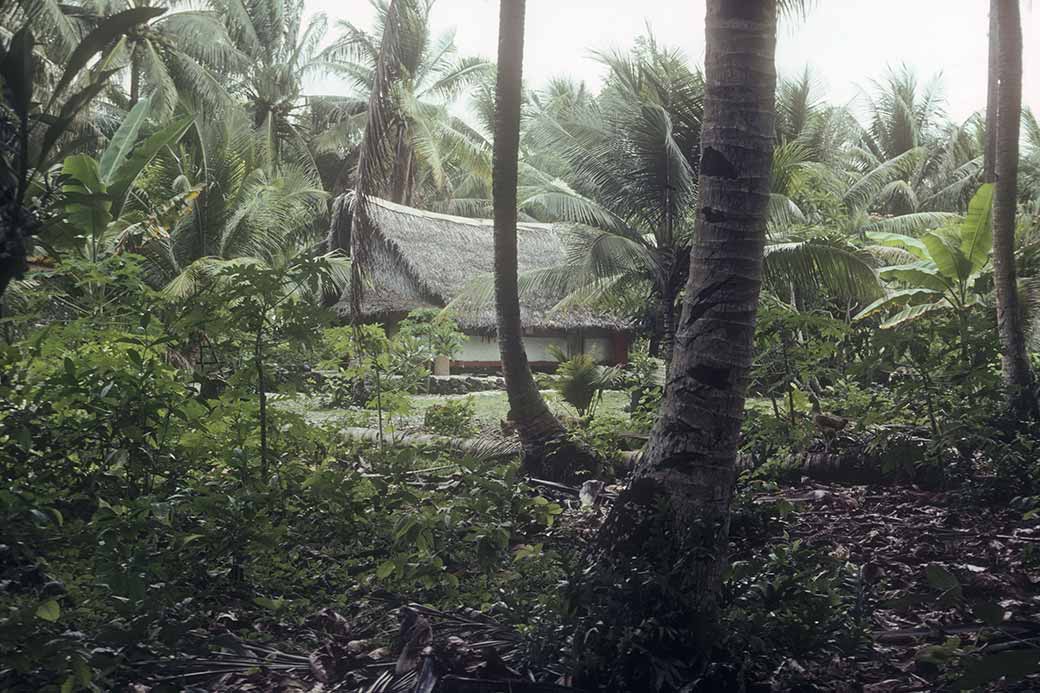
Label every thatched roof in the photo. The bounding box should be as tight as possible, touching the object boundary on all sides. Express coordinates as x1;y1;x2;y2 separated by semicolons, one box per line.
332;194;630;331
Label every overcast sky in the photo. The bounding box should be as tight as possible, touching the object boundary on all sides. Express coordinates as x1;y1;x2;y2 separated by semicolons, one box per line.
303;1;1040;124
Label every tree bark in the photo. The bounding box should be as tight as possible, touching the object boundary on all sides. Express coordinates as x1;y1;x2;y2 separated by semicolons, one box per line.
390;122;414;204
129;59;140;108
992;0;1036;418
657;279;677;367
491;0;596;484
983;2;999;183
577;0;777;686
345;0;405;317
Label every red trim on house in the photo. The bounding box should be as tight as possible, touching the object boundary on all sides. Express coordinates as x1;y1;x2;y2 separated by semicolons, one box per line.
451;360;558;370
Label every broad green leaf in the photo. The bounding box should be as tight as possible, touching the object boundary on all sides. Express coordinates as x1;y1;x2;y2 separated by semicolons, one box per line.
62;155;111;240
878;262;951;293
253;596;286;611
376;560;396;578
99;97;151;185
960;183;994;274
923;229;972;283
865;231;929;260
108;115;193;219
62;155;102;191
854;288;943;322
879;301;950;329
36;599;60;621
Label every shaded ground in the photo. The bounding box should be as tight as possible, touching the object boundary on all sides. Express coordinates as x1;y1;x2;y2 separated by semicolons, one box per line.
146;479;1040;691
737;481;1040;692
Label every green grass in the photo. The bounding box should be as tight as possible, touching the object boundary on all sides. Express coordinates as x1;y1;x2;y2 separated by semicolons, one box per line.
274;389;630;431
276;388;770;436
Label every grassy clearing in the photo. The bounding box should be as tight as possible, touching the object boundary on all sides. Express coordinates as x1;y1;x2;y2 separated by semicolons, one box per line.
276;389;773;435
274;389;632;432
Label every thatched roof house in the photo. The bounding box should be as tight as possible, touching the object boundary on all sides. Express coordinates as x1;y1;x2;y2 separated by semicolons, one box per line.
331;194;632;369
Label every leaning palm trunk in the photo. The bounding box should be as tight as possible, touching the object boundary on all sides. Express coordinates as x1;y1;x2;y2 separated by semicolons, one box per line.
983;3;999;182
576;0;777;686
345;0;409;319
992;0;1035;416
491;0;596;483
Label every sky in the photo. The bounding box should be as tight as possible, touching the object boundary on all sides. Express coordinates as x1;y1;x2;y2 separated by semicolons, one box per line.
303;0;1040;124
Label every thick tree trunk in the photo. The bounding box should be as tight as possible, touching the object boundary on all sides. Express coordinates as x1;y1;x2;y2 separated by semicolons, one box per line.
577;0;777;686
992;0;1036;417
983;3;999;183
491;0;596;484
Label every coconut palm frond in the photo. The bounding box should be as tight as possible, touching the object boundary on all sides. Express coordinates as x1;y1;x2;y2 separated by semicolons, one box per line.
763;237;883;306
843;146;926;212
861;212;958;236
864;244;920;267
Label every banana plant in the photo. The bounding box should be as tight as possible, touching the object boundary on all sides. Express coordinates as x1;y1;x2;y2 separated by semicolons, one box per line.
49;97;193;260
854;184;994;353
0;7;166;298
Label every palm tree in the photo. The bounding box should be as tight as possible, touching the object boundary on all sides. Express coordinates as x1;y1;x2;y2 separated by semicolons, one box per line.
77;0;244;118
1022;109;1040;200
212;0;332;167
579;0;779;685
491;0;595;483
452;57;878;352
991;0;1035;416
130;108;331;295
323;0;493;205
520;37;703;362
984;4;999;182
0;9;160;300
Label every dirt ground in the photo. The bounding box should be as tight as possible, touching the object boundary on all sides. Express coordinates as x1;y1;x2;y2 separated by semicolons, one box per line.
744;481;1040;692
141;480;1040;692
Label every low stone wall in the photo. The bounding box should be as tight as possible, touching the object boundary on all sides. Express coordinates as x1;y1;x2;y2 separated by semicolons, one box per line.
426;375;506;395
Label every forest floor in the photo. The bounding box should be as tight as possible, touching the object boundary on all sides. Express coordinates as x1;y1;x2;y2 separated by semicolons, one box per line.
736;480;1040;692
177;477;1040;692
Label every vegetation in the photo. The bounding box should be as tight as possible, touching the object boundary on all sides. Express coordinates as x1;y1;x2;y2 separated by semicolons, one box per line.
3;0;1040;691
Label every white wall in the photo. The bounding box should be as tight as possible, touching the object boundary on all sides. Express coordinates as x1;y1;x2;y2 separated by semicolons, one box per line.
457;334;501;362
583;336;612;362
456;333;612;364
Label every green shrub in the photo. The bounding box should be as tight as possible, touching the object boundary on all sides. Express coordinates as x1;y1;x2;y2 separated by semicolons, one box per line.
397;308;466;359
423;396;477;436
549;347;622;418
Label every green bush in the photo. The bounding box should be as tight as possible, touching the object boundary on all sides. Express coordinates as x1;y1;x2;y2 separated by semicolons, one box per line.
423;396;478;436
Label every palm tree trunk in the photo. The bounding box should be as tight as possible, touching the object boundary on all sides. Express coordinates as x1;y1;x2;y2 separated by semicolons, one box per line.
130;58;140;108
992;0;1035;417
578;0;777;684
390;123;413;204
492;0;596;483
344;0;405;315
658;279;677;367
983;2;999;182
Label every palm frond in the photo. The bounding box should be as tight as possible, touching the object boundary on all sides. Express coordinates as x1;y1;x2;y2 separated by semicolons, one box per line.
763;237;883;306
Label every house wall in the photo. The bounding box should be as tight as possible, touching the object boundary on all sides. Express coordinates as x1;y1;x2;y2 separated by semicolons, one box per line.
453;331;626;371
457;334;567;366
